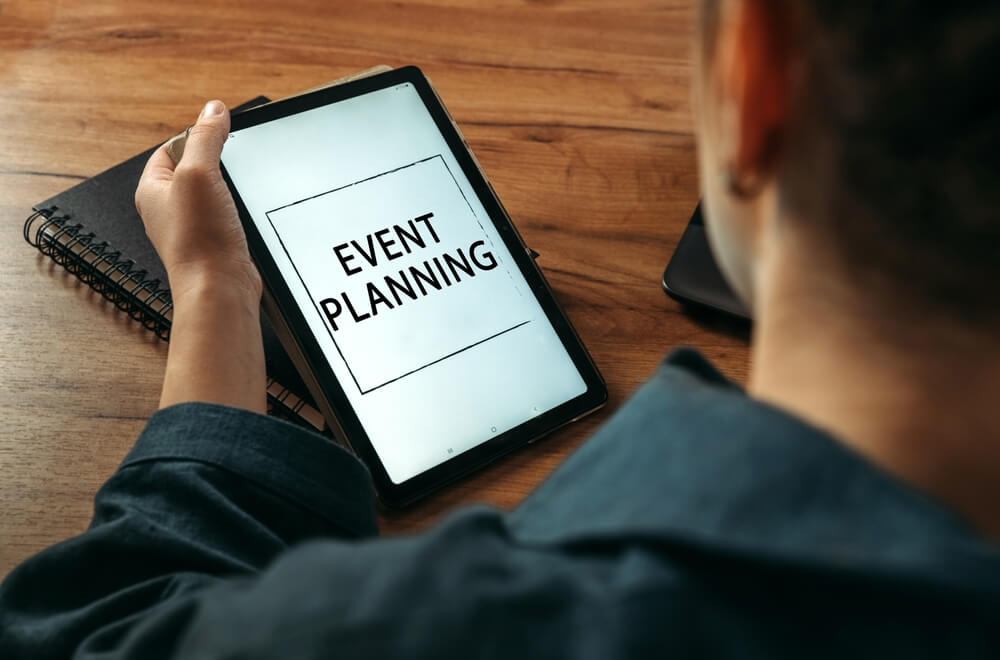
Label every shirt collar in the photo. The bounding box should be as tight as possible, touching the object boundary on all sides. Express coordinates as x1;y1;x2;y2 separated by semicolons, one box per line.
511;348;1000;593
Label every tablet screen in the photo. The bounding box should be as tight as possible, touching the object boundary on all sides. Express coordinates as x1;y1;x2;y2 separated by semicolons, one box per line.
221;81;588;484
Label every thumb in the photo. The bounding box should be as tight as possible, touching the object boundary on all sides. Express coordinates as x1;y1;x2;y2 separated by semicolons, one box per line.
180;100;231;172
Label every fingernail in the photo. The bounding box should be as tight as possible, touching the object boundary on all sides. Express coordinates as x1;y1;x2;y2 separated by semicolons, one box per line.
200;100;224;118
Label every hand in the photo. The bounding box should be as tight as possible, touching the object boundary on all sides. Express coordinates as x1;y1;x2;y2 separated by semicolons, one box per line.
135;100;261;299
135;100;266;413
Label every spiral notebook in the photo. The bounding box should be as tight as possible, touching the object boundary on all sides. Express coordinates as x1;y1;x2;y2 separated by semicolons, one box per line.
22;97;325;432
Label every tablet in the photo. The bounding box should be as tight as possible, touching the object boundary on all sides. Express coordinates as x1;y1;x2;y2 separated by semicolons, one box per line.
220;66;607;506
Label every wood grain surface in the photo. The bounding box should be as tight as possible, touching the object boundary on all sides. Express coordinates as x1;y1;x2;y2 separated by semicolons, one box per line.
0;0;749;578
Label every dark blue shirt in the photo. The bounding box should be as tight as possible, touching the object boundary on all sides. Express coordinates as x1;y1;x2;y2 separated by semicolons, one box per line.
1;349;998;658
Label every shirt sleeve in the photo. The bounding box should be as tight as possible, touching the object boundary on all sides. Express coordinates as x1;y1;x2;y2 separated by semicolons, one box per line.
0;402;377;659
0;401;673;660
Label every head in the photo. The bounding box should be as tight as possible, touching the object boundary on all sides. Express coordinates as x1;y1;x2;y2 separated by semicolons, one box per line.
693;0;1000;326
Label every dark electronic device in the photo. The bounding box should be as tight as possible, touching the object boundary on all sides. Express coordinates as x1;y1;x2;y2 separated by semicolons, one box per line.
220;66;607;506
662;202;750;319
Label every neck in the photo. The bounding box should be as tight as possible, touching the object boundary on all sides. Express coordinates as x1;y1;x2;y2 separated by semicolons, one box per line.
748;230;1000;540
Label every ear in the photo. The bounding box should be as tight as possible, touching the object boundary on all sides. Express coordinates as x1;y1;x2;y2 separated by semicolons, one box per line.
713;0;795;190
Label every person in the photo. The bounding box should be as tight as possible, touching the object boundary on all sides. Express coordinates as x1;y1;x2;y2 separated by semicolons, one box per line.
2;0;999;657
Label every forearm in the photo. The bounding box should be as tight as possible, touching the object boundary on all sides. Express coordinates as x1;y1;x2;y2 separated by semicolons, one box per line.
162;267;266;413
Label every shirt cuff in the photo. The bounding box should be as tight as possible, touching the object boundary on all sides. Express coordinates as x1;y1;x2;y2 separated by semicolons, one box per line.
121;402;378;538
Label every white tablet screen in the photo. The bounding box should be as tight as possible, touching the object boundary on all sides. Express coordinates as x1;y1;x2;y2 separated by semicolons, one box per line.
221;82;587;483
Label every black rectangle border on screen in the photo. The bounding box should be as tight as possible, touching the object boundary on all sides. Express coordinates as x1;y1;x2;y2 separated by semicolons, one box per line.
264;154;532;394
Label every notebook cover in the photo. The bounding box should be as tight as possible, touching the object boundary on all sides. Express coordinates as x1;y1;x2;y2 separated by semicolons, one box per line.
33;96;316;409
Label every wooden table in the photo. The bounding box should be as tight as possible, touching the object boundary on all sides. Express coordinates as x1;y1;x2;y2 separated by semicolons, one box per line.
0;0;749;578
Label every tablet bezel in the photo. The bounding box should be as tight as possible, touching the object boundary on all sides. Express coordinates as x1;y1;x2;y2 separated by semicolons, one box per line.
221;66;607;506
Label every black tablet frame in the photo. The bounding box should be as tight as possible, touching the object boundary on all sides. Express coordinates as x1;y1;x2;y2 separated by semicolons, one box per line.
221;66;607;507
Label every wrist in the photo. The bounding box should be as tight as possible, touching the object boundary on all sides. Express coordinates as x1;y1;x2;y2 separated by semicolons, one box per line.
169;259;263;306
161;259;267;415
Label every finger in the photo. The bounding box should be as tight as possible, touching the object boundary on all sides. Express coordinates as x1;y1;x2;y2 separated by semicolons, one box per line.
164;132;188;164
135;143;177;214
139;143;177;184
179;100;231;172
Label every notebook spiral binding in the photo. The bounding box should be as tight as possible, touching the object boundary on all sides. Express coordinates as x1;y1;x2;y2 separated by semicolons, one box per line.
24;207;174;339
23;206;325;430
